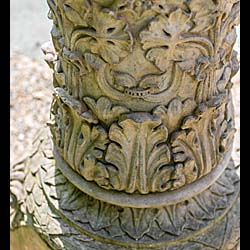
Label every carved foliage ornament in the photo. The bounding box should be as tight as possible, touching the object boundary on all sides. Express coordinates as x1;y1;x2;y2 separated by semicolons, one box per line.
10;129;240;248
39;157;239;245
46;0;239;194
8;1;240;249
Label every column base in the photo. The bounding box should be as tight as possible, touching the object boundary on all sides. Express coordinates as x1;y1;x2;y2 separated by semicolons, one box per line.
10;132;240;250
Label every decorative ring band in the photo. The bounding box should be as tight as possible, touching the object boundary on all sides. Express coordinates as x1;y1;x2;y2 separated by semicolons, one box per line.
54;146;232;208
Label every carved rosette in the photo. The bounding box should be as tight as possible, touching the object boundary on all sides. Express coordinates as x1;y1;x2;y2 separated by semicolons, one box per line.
21;0;241;248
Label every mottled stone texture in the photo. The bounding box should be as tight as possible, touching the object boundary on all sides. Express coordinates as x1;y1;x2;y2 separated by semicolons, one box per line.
10;0;240;249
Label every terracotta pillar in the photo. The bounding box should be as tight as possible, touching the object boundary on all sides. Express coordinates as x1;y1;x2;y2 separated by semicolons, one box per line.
11;0;240;249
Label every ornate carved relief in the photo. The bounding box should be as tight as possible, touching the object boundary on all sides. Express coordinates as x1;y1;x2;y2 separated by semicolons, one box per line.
105;113;172;193
49;89;235;194
10;130;240;249
40;151;239;246
45;0;241;242
10;0;240;249
170;94;236;188
45;0;239;196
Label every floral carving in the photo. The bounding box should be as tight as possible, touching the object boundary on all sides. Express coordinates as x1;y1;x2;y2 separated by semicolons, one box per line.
140;9;193;72
105;113;172;194
120;208;158;240
140;8;214;73
110;0;155;36
188;0;239;34
71;6;131;64
171;160;198;189
10;1;240;249
140;8;218;102
85;197;119;231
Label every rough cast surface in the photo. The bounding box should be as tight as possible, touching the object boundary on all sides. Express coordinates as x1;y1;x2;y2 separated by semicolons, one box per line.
10;0;240;249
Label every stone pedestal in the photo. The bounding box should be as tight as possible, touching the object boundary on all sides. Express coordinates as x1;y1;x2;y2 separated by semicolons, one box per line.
10;1;240;249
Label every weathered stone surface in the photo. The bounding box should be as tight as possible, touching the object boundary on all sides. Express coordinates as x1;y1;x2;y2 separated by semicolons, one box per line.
10;134;240;249
10;0;240;249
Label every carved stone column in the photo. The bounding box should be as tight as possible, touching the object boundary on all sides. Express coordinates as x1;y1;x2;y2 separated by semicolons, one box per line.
11;0;240;249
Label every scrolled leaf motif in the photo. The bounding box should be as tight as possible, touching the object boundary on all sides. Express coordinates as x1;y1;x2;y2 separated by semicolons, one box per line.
170;129;200;190
153;98;197;134
105;113;172;194
50;88;110;185
140;9;192;72
107;0;156;38
140;8;214;75
72;123;109;177
210;96;236;155
71;7;131;64
62;47;89;76
80;150;110;188
170;160;198;190
216;0;239;22
83;96;130;126
170;94;235;182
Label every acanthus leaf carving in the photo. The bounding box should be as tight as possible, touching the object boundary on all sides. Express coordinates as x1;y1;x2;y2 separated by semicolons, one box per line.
110;0;155;37
40;152;239;244
50;88;110;187
62;47;89;76
73;123;110;186
52;87;89;118
13;0;241;248
46;0;238;196
170;160;198;190
83;96;130;126
140;8;216;103
153;98;197;134
105;113;172;194
151;0;188;15
60;182;84;212
216;67;232;93
80;155;110;188
170;93;235;182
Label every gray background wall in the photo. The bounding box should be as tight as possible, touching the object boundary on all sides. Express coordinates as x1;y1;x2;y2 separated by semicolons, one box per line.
10;0;51;59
